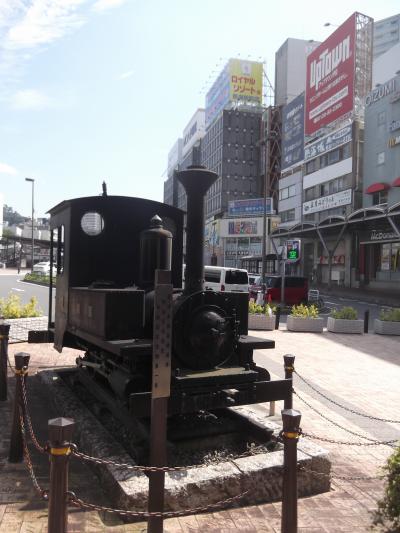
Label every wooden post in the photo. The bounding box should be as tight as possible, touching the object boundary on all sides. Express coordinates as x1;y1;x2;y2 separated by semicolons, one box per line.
0;323;10;401
8;353;30;463
148;270;173;533
281;409;301;533
47;417;75;533
283;355;295;410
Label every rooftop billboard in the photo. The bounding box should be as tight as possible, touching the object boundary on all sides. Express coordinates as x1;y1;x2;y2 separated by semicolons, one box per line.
305;13;356;136
205;59;263;127
281;92;305;170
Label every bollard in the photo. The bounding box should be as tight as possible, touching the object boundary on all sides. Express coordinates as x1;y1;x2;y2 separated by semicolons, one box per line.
364;310;369;334
0;322;10;401
281;408;301;533
48;417;75;533
283;355;295;410
9;353;30;463
275;306;281;330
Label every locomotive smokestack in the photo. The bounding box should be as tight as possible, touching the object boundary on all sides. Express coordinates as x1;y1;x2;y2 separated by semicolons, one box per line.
177;165;218;294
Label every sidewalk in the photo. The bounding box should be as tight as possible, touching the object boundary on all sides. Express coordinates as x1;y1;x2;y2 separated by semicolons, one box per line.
316;283;400;307
1;329;399;532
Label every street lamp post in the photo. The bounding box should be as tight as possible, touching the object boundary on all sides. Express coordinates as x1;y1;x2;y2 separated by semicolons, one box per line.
25;178;35;272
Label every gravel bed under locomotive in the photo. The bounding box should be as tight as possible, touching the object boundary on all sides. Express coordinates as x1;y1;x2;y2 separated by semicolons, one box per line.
40;167;290;418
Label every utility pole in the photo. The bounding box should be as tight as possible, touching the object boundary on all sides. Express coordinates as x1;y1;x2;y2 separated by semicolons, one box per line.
25;178;35;271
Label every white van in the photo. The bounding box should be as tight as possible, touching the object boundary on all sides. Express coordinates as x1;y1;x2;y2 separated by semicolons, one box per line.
204;266;249;293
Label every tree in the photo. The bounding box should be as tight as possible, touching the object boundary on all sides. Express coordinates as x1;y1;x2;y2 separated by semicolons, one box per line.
3;205;26;226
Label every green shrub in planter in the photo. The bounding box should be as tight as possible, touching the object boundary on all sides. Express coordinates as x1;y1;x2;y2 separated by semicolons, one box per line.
0;293;42;319
249;301;275;315
372;444;400;531
24;272;56;286
290;304;319;318
380;308;400;322
330;306;358;320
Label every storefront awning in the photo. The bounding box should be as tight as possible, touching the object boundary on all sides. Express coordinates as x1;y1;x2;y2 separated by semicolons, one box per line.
365;182;391;194
392;177;400;187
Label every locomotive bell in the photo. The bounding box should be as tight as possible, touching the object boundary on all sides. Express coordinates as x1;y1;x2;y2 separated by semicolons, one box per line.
139;215;172;288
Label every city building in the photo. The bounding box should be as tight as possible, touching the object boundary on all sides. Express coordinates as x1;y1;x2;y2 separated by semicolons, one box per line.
272;12;375;288
359;72;400;288
373;13;400;59
278;93;305;229
0;193;3;238
164;138;182;207
274;38;319;107
177;109;205;211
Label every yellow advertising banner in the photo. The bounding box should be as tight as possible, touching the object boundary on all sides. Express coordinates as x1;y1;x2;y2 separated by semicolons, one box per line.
229;59;263;103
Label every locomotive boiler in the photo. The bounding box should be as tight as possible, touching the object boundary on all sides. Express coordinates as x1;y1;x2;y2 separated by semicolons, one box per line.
35;166;290;418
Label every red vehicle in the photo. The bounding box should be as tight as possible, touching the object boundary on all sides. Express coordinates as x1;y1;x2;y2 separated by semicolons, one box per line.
249;276;309;305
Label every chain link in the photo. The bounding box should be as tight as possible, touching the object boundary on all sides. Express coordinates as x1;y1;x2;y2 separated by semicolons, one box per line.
19;375;46;454
67;488;249;518
19;407;49;500
294;370;400;424
301;430;398;447
294;390;398;447
299;465;385;482
7;354;14;373
71;441;277;473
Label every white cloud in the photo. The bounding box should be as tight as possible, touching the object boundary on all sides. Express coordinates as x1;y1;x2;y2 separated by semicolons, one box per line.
93;0;128;13
5;0;87;50
0;162;18;175
11;89;51;110
118;69;134;80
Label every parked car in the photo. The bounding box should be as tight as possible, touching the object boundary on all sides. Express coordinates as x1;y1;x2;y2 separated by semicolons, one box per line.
249;275;308;305
248;273;259;286
32;261;56;276
204;266;249;292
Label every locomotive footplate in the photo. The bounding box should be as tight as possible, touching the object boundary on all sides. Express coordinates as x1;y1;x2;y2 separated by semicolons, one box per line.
237;335;275;353
129;377;292;417
172;366;258;388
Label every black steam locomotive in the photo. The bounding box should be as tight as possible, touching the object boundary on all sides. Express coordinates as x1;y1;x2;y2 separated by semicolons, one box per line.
35;166;290;418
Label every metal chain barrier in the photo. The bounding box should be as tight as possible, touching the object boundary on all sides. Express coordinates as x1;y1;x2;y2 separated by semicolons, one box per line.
294;390;398;447
294;369;400;424
19;407;49;500
19;375;46;453
298;465;385;482
70;442;275;473
66;488;249;518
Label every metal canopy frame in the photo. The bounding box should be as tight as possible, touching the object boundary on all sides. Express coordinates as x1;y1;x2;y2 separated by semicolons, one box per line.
270;205;400;288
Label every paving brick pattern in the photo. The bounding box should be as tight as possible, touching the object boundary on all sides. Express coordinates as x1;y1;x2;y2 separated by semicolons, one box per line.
0;328;399;532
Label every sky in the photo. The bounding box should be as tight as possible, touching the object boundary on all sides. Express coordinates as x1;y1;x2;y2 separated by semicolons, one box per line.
0;0;399;219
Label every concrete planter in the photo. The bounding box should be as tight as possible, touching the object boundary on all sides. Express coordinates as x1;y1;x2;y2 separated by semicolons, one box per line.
327;317;364;334
248;314;276;330
287;316;324;333
374;319;400;335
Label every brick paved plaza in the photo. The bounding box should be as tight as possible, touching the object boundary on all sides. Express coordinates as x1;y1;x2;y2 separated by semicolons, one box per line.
0;327;399;532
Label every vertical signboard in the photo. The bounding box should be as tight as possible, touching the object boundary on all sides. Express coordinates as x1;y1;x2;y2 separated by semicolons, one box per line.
229;59;263;103
285;239;301;262
305;13;356;136
205;63;231;127
205;59;263;127
281;93;305;170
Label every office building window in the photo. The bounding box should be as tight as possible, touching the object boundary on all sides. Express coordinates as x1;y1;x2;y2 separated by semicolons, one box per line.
372;190;388;205
378;111;386;125
280;209;296;223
